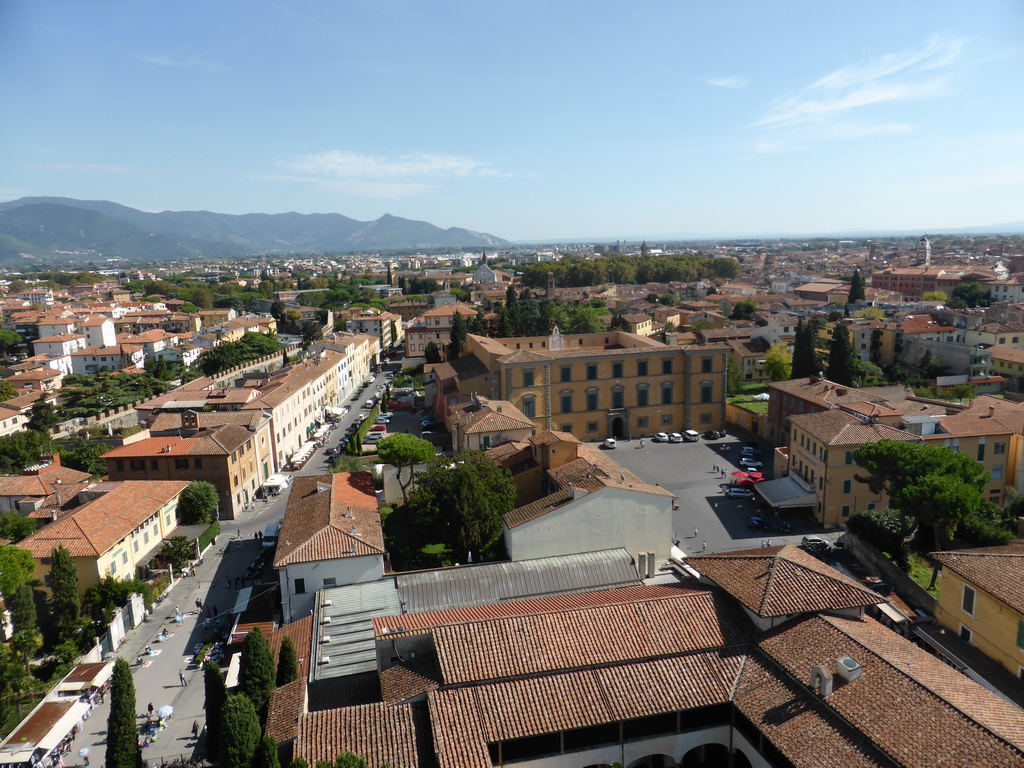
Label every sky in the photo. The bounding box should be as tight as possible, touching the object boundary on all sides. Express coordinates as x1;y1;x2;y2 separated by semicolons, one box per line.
1;1;1023;242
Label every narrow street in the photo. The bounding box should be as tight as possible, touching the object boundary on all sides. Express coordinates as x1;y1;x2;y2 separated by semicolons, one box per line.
70;363;397;766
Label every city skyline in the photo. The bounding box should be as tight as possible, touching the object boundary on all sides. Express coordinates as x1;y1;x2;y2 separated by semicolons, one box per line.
2;1;1023;242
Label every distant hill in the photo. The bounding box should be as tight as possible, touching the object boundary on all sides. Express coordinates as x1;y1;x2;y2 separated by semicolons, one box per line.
0;197;510;263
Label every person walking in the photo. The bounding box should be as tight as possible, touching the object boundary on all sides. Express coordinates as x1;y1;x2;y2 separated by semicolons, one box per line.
194;598;202;612
147;702;154;717
191;721;200;739
693;527;698;538
701;541;707;553
178;669;187;687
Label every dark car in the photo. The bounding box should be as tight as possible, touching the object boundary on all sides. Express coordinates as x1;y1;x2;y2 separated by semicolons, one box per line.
703;430;720;440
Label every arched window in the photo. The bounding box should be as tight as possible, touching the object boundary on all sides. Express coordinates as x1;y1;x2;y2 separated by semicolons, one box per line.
559;390;573;414
661;382;673;405
636;383;650;407
611;386;625;409
522;395;536;418
700;380;714;404
586;388;599;411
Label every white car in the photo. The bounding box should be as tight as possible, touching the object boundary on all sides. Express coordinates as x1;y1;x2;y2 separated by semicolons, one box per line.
603;438;617;449
364;432;384;443
654;432;670;443
739;457;764;469
726;487;755;499
377;412;394;420
668;432;684;443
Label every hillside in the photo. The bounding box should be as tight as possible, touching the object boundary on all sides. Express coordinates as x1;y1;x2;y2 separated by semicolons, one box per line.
0;197;510;262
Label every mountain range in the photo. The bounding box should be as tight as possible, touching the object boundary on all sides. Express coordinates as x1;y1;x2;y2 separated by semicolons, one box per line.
0;197;510;264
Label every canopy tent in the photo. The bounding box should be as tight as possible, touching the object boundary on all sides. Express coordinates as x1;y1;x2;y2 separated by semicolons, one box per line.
326;406;346;417
754;476;816;509
264;474;290;490
56;662;113;694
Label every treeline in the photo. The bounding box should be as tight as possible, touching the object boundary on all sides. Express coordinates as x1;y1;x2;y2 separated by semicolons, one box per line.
521;253;741;289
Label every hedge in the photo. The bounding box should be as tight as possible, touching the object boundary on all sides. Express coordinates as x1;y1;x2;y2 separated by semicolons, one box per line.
199;520;221;551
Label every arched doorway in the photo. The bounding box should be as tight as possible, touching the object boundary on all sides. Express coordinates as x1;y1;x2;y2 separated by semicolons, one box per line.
611;417;625;438
627;755;675;768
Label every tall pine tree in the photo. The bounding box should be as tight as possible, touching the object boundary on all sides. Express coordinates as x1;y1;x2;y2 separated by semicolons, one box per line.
204;661;227;759
238;627;275;717
106;658;142;768
791;319;819;379
449;311;467;359
276;637;298;687
8;583;37;635
827;322;859;386
49;546;80;645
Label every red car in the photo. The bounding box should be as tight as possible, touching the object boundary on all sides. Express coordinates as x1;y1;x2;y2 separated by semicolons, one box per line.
370;424;387;432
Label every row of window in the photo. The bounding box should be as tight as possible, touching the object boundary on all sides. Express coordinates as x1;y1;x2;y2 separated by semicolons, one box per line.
518;381;716;417
117;457;203;472
521;356;717;387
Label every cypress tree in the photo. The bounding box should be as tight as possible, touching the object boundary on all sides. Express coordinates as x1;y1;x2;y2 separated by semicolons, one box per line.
791;319;818;379
254;736;281;768
238;627;275;716
8;583;37;635
827;322;859;386
276;637;298;687
449;311;467;359
848;269;866;303
204;661;227;759
49;546;80;645
220;695;261;768
106;658;141;768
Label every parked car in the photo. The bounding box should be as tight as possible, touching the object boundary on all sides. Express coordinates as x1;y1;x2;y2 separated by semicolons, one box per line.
739;457;764;469
378;412;394;420
668;432;684;443
683;430;700;442
747;516;774;530
364;432;383;443
703;429;722;440
364;399;375;408
801;536;832;551
726;487;755;499
654;432;670;443
370;424;387;432
741;446;761;456
603;438;617;449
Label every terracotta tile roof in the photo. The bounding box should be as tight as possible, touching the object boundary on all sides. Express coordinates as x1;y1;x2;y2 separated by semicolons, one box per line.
527;429;579;446
430;589;751;685
268;614;314;682
686;545;883;618
149;410;268;433
990;346;1024;365
449;396;533;434
760;614;1024;767
294;703;419;768
372;583;703;636
265;680;306;744
503;488;574;528
768;377;910;409
927;395;1024;438
788;410;920;447
379;657;442;704
34;333;84;344
932;540;1024;615
101;424;256;459
273;473;383;567
17;480;188;557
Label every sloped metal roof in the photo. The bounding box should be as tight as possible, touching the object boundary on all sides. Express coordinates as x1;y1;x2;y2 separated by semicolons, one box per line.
312;580;400;682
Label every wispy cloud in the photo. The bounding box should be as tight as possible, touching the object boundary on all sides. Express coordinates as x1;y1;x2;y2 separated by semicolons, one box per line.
755;35;965;151
138;54;229;72
277;150;502;198
706;76;747;89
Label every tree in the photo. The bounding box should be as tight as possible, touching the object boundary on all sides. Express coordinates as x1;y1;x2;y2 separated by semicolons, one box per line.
449;311;467;359
27;394;60;432
10;630;41;674
730;300;756;320
254;736;281;768
0;329;22;357
0;381;16;403
238;627;275;716
49;546;81;645
221;694;261;768
0;546;35;602
386;451;516;566
160;536;194;571
951;281;988;308
726;354;744;396
106;658;142;768
0;511;37;542
564;306;607;334
179;480;219;524
300;321;324;347
8;583;37;635
847;270;865;303
204;661;227;759
826;323;859;386
424;342;442;364
922;290;948;302
791;320;818;379
376;434;435;500
276;637;298;687
764;343;793;382
58;439;108;476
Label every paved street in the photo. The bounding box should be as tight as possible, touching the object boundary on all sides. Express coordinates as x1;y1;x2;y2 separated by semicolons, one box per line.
69;363;399;766
605;428;822;557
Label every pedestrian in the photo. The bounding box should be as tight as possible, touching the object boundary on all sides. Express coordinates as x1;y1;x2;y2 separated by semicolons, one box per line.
179;669;187;686
83;756;89;767
693;527;698;538
191;721;200;739
148;702;154;717
234;576;240;589
766;538;772;547
236;528;241;539
254;531;259;540
195;598;202;612
213;605;218;616
226;577;231;589
701;541;707;552
206;606;212;619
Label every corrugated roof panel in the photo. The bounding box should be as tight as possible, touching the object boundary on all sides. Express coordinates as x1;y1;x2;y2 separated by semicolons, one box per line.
313;580;400;682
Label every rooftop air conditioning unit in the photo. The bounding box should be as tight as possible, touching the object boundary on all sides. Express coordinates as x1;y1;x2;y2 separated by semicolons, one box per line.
322;616;332;625
321;635;331;643
323;600;332;607
836;655;863;683
320;656;330;665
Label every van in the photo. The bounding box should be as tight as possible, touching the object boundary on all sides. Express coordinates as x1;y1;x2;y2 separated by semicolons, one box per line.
262;523;281;549
683;430;700;442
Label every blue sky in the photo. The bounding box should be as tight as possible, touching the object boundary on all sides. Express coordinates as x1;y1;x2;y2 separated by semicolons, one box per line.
2;1;1022;242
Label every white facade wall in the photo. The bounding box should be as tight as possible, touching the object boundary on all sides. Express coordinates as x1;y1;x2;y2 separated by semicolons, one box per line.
84;320;116;348
505;486;674;562
278;555;385;622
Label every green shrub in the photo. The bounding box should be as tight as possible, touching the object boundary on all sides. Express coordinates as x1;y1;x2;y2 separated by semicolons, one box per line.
846;510;909;570
199;520;221;551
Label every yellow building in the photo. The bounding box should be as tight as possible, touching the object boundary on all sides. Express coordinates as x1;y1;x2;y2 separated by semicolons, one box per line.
965;322;1024;349
462;330;728;440
784;409;919;526
17;480;188;598
989;346;1024;387
932;541;1024;678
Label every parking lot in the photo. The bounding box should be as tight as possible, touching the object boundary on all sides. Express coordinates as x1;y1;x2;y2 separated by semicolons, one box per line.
604;429;826;556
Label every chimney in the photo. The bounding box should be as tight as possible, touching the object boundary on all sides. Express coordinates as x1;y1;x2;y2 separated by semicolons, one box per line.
637;552;647;577
988;405;996;419
810;666;834;698
646;551;655;578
